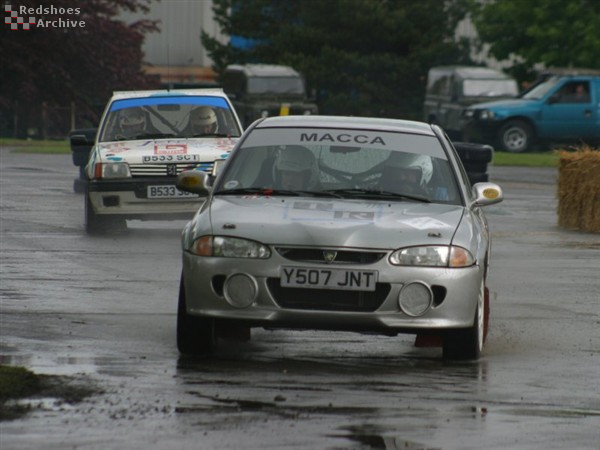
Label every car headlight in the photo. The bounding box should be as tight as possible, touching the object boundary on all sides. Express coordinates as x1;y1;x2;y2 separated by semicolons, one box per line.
389;245;474;267
463;109;474;119
189;236;271;258
479;109;495;120
94;162;131;179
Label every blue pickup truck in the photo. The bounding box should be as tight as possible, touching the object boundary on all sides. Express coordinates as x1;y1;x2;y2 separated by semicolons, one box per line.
462;70;600;152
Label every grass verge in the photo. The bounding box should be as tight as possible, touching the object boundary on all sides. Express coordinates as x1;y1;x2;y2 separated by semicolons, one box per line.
492;151;559;167
0;365;98;421
0;138;70;154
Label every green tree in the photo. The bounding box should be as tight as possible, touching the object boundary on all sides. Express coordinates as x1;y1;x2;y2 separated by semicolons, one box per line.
470;0;600;71
202;0;473;119
0;0;160;137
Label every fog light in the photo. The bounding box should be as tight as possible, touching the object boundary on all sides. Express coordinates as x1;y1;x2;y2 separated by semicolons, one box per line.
223;273;257;308
398;282;433;317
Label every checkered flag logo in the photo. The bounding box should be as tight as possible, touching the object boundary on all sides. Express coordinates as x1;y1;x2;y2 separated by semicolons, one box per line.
5;4;36;30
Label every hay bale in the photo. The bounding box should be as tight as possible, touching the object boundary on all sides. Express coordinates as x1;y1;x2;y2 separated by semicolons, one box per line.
557;146;600;233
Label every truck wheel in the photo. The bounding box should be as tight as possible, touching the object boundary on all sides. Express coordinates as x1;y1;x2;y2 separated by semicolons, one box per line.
497;120;534;153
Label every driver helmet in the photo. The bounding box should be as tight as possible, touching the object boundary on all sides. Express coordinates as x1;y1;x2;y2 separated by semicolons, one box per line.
385;151;433;186
274;145;318;189
119;108;146;136
191;106;218;134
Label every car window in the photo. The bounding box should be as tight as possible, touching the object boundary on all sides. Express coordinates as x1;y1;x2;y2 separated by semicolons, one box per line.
98;96;242;142
247;77;305;95
521;76;562;100
462;79;518;97
554;81;591;103
217;128;461;204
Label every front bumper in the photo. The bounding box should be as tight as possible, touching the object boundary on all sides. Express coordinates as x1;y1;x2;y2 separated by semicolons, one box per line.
182;251;483;334
88;177;204;219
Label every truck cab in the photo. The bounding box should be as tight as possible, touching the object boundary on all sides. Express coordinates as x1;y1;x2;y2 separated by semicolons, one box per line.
222;64;319;127
424;66;519;140
463;69;600;152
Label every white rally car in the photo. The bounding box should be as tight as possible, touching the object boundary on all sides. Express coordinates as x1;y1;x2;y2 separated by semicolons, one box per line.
80;89;243;233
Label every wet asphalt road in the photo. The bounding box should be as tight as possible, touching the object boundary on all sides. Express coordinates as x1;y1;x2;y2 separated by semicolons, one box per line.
1;148;599;450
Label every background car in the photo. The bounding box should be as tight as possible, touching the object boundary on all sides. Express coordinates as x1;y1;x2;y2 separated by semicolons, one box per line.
462;69;600;152
175;115;503;360
73;89;243;234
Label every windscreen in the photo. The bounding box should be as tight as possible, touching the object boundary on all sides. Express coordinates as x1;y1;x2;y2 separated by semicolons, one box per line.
247;77;305;95
216;127;462;205
462;79;519;97
98;95;242;142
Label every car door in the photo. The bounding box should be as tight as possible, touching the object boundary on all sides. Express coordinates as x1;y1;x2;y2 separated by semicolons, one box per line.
539;79;598;139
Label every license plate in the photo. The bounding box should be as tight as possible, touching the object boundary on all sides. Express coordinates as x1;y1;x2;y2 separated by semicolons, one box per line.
147;185;197;199
280;266;378;291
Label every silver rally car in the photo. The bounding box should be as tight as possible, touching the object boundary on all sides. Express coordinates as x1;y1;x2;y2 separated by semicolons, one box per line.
83;89;242;233
176;115;503;360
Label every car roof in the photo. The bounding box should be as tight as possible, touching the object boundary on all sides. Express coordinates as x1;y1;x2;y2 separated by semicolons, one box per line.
428;65;512;80
538;67;600;77
253;115;436;136
109;88;229;100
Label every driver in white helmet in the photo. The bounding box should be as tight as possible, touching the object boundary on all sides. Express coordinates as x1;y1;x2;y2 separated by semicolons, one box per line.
117;108;147;139
380;151;432;196
190;106;218;136
274;146;318;190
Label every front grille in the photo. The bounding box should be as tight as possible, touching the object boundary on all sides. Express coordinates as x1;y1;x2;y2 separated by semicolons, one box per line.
275;247;385;265
267;278;390;312
129;162;213;177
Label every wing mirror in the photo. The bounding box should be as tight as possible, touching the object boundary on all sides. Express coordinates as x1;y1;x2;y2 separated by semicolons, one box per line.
176;170;211;195
472;182;503;207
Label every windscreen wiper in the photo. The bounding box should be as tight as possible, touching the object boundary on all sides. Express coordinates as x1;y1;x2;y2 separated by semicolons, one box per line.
214;188;344;198
325;188;431;203
136;133;177;139
190;133;234;138
214;188;300;196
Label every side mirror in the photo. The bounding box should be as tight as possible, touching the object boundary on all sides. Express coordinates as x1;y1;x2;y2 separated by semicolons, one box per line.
69;128;97;167
70;134;91;146
471;182;503;207
547;94;560;104
176;170;211;195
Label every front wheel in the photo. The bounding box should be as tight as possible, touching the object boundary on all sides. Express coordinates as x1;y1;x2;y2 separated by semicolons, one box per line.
85;188;126;234
497;120;534;153
443;280;487;361
177;274;216;356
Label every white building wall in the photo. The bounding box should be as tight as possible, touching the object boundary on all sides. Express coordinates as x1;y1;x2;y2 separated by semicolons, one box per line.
120;0;226;67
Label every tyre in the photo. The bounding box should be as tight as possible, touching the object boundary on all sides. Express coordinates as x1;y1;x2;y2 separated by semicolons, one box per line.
443;279;486;361
461;161;489;173
497;120;534;153
73;167;88;194
85;189;126;234
85;189;105;234
466;172;489;184
177;274;216;356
